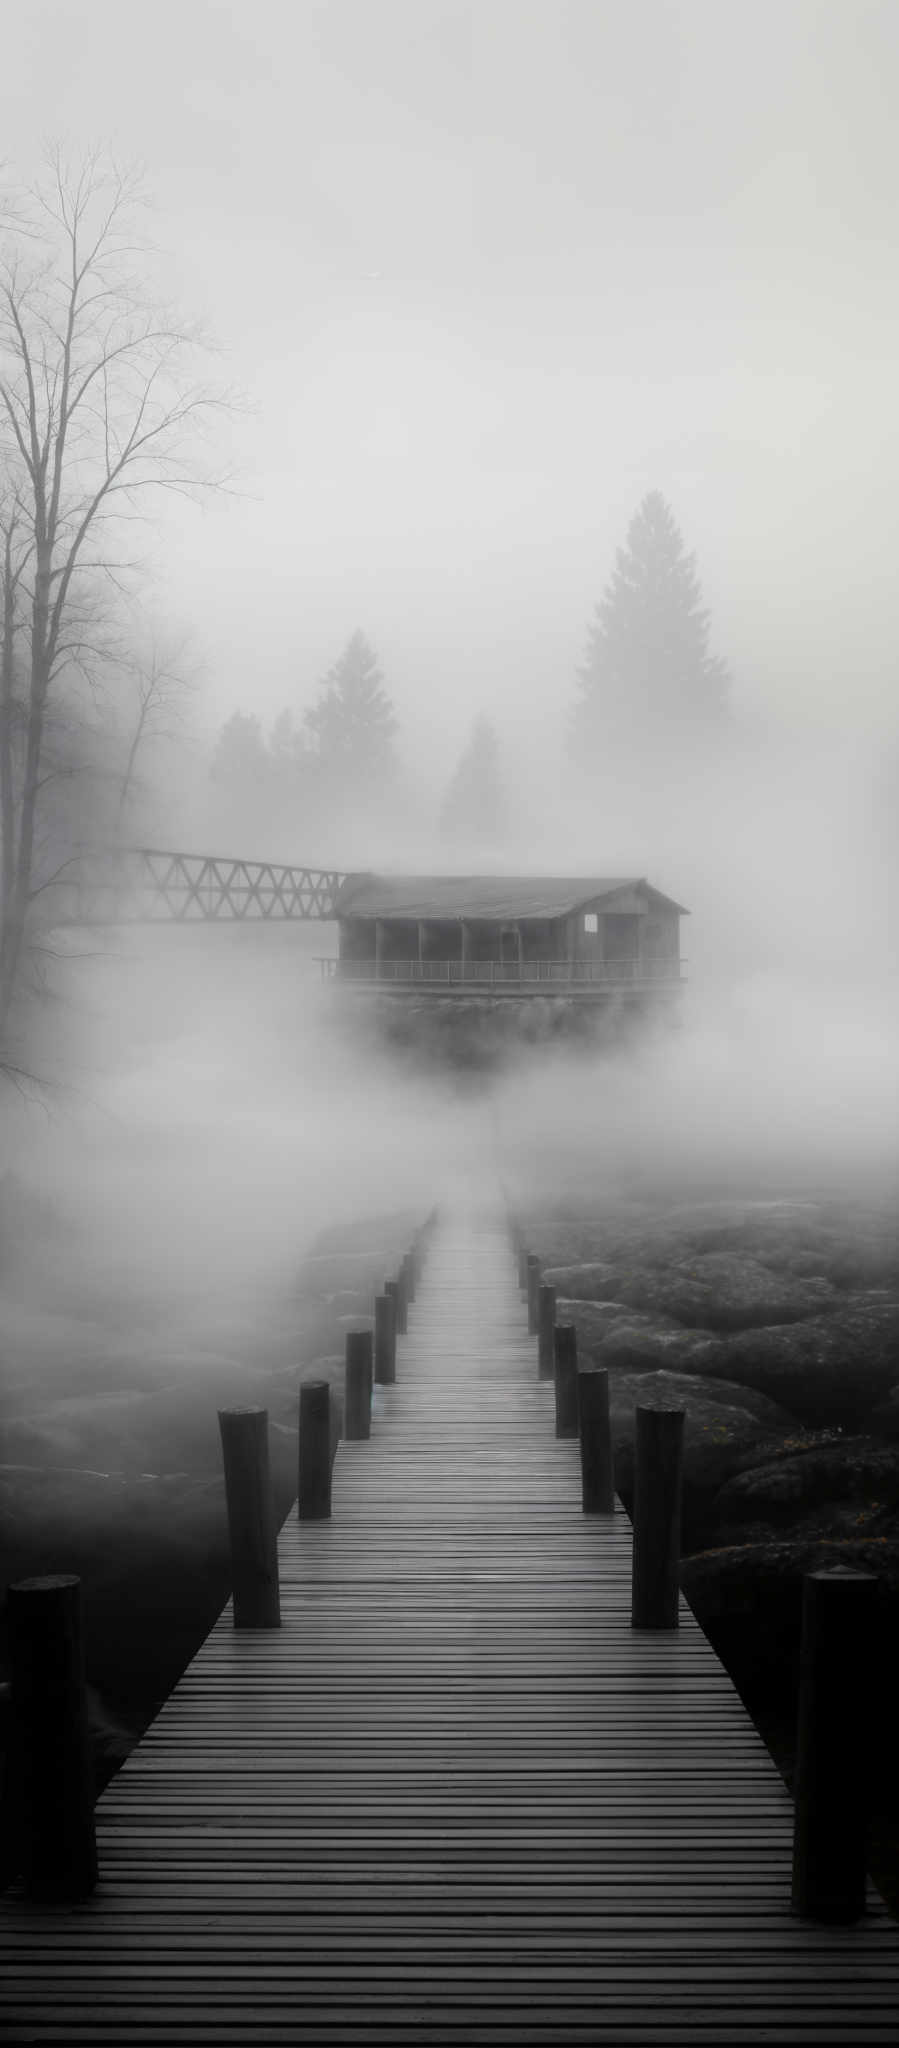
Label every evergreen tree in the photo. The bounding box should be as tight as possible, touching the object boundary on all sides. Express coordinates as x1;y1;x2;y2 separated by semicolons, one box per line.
572;492;729;759
439;716;505;847
303;631;397;778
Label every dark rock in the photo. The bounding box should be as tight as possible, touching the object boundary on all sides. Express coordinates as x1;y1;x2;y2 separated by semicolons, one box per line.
574;1301;899;1433
712;1437;899;1528
615;1252;837;1332
653;1204;899;1289
554;1299;668;1353
532;1198;899;1311
542;1263;622;1301
681;1534;899;1658
519;1220;629;1269
527;1200;822;1272
710;1304;899;1428
593;1318;730;1377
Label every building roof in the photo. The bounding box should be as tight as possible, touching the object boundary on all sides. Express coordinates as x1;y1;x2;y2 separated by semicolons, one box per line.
333;875;688;921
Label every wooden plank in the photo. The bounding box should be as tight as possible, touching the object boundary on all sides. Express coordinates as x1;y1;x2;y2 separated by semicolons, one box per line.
1;1209;897;2041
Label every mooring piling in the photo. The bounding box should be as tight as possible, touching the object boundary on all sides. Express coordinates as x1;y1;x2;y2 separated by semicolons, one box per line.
631;1405;685;1629
577;1366;615;1513
344;1329;374;1440
6;1575;98;1901
791;1565;878;1922
402;1250;416;1305
376;1290;398;1381
526;1254;540;1334
217;1407;281;1628
386;1274;406;1339
297;1379;332;1520
553;1323;579;1436
537;1282;556;1380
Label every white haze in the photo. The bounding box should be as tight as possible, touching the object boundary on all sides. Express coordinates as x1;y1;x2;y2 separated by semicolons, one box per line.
1;0;898;1339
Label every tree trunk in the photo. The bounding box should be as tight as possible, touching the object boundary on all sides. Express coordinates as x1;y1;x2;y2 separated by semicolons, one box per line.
0;546;17;934
0;543;52;1038
116;709;147;826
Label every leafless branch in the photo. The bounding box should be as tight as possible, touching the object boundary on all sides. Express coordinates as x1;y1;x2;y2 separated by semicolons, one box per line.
0;146;234;1044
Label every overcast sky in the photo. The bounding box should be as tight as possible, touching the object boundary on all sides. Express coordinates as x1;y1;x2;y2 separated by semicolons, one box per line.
2;0;897;774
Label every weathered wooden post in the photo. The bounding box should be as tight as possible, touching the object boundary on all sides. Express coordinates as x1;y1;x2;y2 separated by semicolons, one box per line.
374;1291;396;1384
553;1324;579;1436
517;1245;528;1291
631;1406;685;1629
217;1407;281;1628
537;1283;556;1380
578;1367;615;1513
393;1261;409;1343
344;1330;373;1440
298;1380;332;1520
388;1273;407;1338
791;1566;878;1921
6;1575;98;1899
402;1250;416;1306
526;1254;541;1334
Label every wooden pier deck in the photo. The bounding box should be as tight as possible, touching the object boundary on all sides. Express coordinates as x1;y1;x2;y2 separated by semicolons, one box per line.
2;1210;899;2041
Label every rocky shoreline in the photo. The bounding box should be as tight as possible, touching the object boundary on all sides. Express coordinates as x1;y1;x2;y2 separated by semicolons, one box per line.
519;1188;899;1913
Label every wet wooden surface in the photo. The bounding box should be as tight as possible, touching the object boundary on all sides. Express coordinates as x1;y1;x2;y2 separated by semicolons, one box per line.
2;1207;898;2041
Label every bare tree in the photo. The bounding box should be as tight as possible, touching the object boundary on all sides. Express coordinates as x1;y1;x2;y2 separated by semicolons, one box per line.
0;495;29;961
0;150;228;1043
116;631;197;825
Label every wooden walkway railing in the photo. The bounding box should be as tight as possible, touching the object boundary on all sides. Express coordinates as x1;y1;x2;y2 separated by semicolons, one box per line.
316;959;683;1000
2;1210;899;2040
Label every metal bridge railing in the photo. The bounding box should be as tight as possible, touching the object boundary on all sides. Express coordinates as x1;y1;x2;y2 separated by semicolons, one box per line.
42;849;351;924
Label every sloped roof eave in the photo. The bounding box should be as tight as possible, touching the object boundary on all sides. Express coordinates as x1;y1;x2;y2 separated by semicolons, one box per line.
332;874;688;922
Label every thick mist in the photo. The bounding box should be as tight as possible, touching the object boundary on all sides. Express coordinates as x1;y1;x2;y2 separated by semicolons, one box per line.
4;0;899;1972
6;704;896;1347
1;0;897;1568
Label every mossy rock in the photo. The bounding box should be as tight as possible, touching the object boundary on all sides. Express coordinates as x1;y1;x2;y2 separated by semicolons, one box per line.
712;1436;899;1528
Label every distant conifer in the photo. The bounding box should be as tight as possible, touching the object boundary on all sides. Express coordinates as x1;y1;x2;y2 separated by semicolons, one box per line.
304;631;398;776
572;492;729;758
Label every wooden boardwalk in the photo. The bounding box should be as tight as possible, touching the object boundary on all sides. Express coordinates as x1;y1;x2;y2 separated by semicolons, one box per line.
2;1209;899;2042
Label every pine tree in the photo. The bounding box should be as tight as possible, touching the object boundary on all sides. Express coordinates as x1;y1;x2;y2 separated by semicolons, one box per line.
303;631;398;778
572;492;729;759
439;717;505;847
